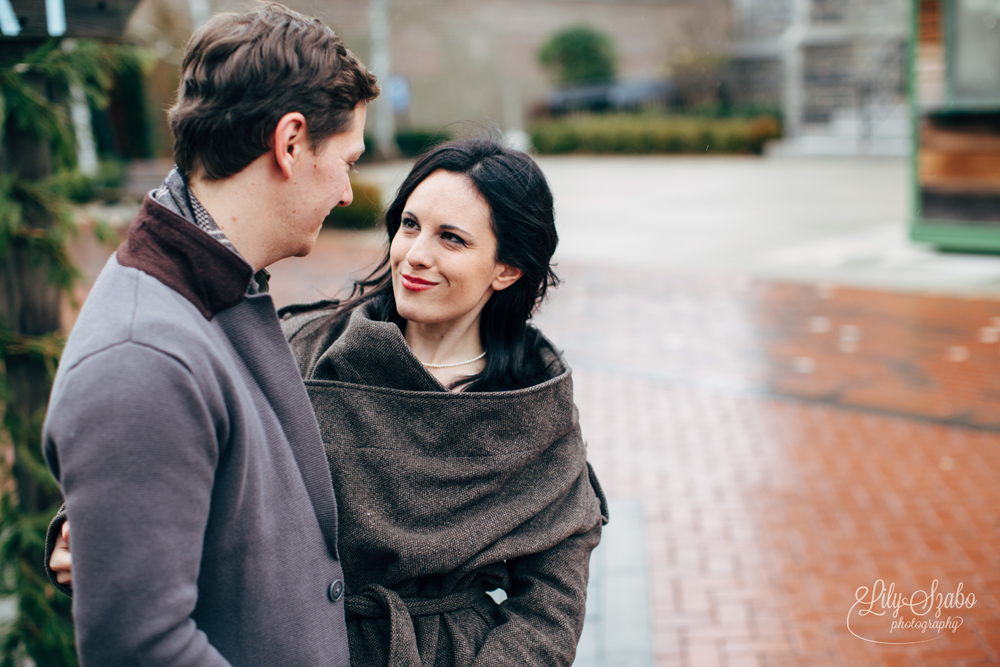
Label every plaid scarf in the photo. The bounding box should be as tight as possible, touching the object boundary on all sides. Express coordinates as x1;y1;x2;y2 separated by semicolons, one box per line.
150;167;270;293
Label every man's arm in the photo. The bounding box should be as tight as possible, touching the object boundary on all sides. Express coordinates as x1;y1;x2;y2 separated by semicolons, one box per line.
45;342;233;667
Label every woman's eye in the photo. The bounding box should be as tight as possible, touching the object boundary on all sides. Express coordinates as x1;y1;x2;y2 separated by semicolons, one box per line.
401;218;418;230
441;232;466;246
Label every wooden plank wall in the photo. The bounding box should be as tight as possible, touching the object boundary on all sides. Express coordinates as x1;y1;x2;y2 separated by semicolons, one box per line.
920;121;1000;193
919;0;942;45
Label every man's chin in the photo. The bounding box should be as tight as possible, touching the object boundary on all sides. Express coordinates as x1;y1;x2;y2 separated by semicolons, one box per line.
294;231;323;258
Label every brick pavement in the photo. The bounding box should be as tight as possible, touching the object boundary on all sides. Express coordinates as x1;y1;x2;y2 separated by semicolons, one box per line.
532;265;1000;667
67;228;1000;667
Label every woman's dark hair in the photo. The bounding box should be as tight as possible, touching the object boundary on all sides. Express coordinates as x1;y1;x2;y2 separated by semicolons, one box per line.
343;137;559;391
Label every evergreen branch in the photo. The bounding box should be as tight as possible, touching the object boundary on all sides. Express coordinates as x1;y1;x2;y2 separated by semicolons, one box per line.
0;177;81;290
0;329;66;366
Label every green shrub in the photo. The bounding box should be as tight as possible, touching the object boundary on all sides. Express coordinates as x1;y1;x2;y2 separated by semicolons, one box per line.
396;130;451;157
323;177;382;230
538;26;617;84
528;114;782;155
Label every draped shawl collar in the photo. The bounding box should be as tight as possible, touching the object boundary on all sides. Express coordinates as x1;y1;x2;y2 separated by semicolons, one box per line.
281;301;607;666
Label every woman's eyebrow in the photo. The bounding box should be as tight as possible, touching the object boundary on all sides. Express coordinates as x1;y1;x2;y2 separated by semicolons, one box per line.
439;224;470;236
402;213;471;237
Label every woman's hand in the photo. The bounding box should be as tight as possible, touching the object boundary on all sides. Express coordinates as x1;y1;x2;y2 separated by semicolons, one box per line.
50;521;73;588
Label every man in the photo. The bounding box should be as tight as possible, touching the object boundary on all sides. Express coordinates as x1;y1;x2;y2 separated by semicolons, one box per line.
41;4;379;665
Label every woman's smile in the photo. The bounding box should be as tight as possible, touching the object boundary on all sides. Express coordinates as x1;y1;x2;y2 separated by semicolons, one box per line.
400;273;437;291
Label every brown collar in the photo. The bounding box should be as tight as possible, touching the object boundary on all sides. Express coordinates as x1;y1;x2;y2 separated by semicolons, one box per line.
117;196;254;320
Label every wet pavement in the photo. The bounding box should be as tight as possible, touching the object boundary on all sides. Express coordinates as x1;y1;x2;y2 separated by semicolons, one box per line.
536;267;1000;667
69;155;1000;666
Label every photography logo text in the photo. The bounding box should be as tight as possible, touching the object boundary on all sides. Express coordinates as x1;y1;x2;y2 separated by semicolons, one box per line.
847;579;976;645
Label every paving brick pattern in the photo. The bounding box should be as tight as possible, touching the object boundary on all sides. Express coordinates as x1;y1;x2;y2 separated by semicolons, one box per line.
531;265;1000;667
760;283;1000;430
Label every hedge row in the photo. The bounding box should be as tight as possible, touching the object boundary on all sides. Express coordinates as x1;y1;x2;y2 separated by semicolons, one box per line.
528;114;782;155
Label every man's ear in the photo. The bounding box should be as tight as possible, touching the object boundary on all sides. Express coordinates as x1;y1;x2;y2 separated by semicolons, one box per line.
272;112;308;180
491;264;523;292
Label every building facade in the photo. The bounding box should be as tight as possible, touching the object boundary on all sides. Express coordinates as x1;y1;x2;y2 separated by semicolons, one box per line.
129;0;732;150
731;0;909;154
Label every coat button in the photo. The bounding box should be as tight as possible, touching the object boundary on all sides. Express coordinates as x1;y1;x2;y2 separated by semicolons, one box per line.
328;579;344;602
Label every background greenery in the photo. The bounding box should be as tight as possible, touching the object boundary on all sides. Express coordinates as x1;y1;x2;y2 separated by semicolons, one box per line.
529;113;782;155
538;26;617;85
324;176;383;230
0;39;145;667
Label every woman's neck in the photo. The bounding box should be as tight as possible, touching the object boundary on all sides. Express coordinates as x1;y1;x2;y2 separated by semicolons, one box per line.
404;317;485;390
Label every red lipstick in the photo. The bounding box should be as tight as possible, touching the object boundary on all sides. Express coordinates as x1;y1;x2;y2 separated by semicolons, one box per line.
401;273;436;292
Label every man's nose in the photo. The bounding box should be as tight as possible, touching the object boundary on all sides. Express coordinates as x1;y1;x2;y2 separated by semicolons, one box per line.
338;178;354;208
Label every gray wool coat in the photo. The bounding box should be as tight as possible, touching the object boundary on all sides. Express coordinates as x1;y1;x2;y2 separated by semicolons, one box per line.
43;198;349;666
281;301;609;667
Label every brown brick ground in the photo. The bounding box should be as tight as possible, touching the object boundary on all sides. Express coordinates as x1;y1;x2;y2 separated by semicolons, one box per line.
533;266;1000;667
69;229;1000;667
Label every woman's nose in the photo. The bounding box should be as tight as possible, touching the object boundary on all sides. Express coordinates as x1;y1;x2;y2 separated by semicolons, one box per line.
405;233;433;268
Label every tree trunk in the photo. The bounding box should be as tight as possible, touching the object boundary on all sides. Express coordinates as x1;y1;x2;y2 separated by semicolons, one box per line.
0;66;66;515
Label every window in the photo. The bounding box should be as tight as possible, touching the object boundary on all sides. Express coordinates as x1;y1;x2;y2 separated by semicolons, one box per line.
949;0;1000;103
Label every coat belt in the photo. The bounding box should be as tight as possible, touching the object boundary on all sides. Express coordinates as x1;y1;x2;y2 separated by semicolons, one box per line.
345;583;491;666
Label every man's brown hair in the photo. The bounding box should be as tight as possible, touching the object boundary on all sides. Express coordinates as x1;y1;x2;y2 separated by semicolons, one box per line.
169;3;380;180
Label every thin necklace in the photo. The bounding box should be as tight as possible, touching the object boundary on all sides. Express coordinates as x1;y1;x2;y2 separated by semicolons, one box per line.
421;351;487;369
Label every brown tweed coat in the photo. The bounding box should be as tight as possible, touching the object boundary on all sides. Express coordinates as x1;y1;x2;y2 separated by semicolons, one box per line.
280;301;608;667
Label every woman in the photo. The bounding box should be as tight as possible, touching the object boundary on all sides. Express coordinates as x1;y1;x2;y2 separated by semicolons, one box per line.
49;137;607;666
